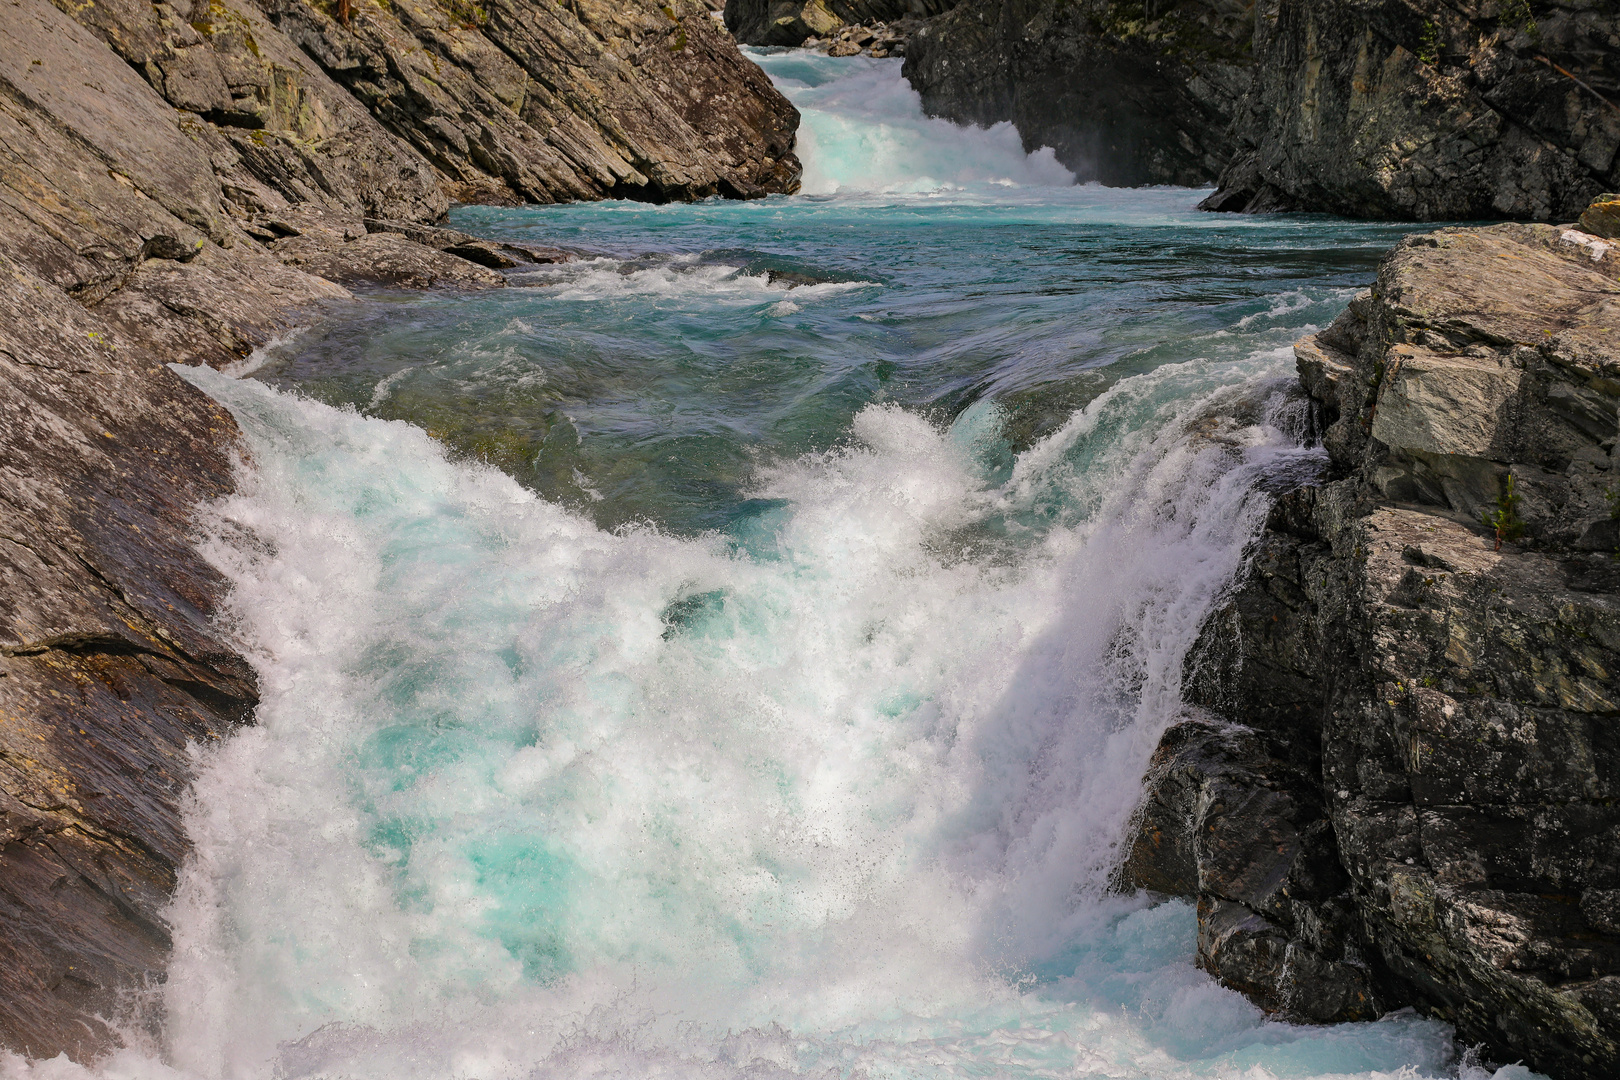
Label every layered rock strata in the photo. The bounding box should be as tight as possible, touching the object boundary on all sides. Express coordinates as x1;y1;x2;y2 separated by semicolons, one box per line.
1121;221;1620;1078
0;0;797;1059
59;0;801;207
899;0;1619;220
1206;1;1619;220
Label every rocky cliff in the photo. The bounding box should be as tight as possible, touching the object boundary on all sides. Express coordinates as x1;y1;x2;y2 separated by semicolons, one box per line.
900;0;1619;220
0;0;798;1059
1120;217;1620;1078
1206;1;1618;220
903;0;1254;186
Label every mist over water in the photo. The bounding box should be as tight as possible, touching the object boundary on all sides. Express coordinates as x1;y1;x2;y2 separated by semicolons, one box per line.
3;51;1542;1080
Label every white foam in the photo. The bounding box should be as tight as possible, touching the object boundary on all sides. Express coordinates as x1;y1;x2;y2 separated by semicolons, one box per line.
751;52;1075;196
7;339;1453;1080
509;259;876;305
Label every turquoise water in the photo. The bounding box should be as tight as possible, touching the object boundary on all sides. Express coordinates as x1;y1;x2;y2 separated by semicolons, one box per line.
3;51;1540;1080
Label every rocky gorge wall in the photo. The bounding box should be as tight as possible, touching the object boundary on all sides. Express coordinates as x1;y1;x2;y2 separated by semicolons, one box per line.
1119;212;1620;1078
889;0;1619;219
0;0;799;1059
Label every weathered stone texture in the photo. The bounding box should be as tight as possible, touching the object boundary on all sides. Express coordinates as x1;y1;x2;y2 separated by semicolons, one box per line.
1127;220;1620;1078
1205;1;1619;220
251;0;801;203
897;0;1619;220
0;253;257;1059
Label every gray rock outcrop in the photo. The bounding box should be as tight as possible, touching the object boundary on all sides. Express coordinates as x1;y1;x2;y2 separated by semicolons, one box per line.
1121;219;1620;1078
898;0;1619;221
1205;1;1618;220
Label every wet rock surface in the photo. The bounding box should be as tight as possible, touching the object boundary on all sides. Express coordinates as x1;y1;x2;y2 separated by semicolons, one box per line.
1126;216;1620;1077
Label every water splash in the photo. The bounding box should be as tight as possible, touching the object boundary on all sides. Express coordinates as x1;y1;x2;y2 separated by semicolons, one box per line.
5;351;1461;1080
750;50;1074;195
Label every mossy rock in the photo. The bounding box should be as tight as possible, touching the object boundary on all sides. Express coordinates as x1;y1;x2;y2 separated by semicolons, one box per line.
1578;194;1620;240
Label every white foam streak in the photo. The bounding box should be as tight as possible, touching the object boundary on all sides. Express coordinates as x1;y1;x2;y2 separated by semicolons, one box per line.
509;259;875;305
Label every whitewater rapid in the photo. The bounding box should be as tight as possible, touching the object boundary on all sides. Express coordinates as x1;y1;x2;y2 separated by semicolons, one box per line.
3;49;1539;1080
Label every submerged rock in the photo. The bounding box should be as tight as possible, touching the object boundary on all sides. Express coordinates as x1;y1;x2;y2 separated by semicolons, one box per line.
1123;220;1620;1077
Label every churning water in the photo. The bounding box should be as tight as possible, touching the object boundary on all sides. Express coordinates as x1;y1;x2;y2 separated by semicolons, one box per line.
6;50;1541;1080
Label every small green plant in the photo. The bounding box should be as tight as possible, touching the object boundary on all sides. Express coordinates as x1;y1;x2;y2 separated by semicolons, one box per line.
1605;483;1620;520
1483;473;1526;551
1417;20;1441;66
441;0;488;27
1501;0;1538;39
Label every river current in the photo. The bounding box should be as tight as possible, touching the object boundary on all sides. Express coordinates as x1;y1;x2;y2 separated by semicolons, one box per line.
6;50;1540;1080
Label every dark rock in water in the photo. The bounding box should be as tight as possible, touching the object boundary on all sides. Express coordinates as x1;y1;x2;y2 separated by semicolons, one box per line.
361;220;578;266
763;267;835;287
902;0;1254;187
1118;716;1381;1022
1125;221;1620;1078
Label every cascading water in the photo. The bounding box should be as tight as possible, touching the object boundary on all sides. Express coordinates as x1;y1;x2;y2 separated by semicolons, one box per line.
4;51;1541;1080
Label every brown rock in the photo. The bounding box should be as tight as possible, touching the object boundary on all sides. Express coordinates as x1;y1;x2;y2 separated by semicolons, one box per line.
0;252;257;1059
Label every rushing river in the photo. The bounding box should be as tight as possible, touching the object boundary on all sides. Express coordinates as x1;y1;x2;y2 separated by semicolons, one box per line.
8;50;1538;1080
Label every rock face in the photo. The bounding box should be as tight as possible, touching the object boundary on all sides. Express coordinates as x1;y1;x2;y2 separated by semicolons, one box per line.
902;0;1255;186
0;252;258;1060
1206;1;1619;220
54;0;800;208
252;0;801;201
900;0;1619;220
725;0;959;48
1121;219;1620;1078
0;0;796;1060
